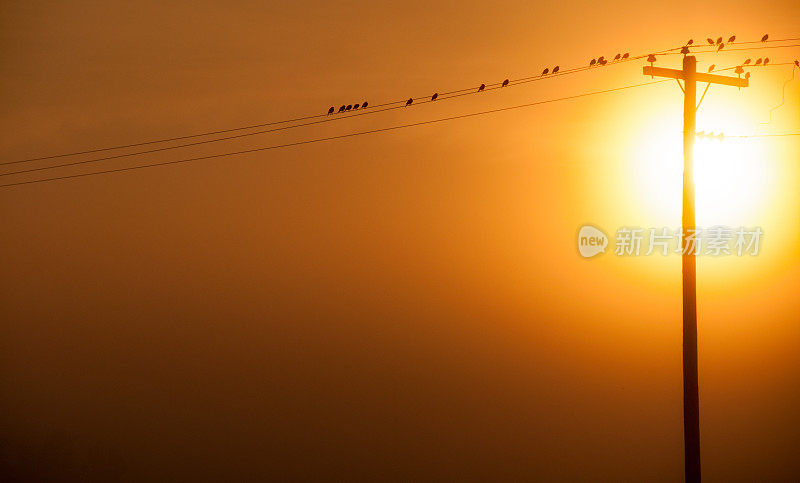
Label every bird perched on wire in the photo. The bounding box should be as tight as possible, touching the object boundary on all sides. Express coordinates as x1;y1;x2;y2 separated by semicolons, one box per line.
598;58;607;66
763;57;770;66
431;93;438;101
405;98;413;107
338;105;346;113
478;84;486;92
589;58;596;67
647;54;657;66
728;35;736;43
501;79;509;87
346;104;352;111
708;64;715;72
706;38;715;45
761;34;769;42
745;72;751;80
542;67;549;75
717;43;725;51
681;46;690;55
552;65;560;73
353;103;360;110
361;101;368;109
716;36;723;45
734;66;744;75
795;60;799;67
743;58;751;65
598;56;605;64
686;39;694;45
622;52;630;59
755;58;763;65
614;53;621;61
327;106;334;115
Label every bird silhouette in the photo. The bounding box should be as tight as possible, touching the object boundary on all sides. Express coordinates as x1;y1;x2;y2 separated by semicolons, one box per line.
346;105;353;111
478;84;486;92
745;72;751;80
707;38;715;45
708;64;715;72
327;106;334;115
728;35;736;43
622;52;630;59
717;43;725;51
431;93;438;101
687;39;694;45
598;56;605;63
681;46;690;54
405;98;413;106
743;58;751;65
716;36;723;45
501;79;509;87
552;65;560;73
542;67;549;75
361;101;368;108
761;34;769;42
795;60;800;67
598;59;607;65
338;105;346;113
755;58;763;65
734;66;744;75
590;58;596;66
353;103;360;110
614;53;621;61
647;54;657;65
763;57;770;66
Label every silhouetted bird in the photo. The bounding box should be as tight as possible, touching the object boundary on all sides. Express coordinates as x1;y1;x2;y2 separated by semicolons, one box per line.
728;35;736;43
501;79;509;87
681;46;690;54
795;60;800;67
405;98;413;106
338;105;346;113
598;56;605;63
743;58;751;65
328;106;334;115
552;65;560;73
707;38;715;45
763;57;769;66
361;101;368;108
614;53;621;61
589;58;596;66
353;103;360;110
717;43;725;51
745;72;751;80
431;93;438;101
647;54;657;66
734;66;744;75
755;58;763;65
761;34;769;42
542;67;549;75
346;104;352;111
708;64;715;72
478;84;485;92
598;59;607;65
687;39;694;45
622;52;630;59
716;36;723;45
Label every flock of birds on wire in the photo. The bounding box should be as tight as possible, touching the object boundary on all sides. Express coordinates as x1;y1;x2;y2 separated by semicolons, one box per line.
325;33;798;115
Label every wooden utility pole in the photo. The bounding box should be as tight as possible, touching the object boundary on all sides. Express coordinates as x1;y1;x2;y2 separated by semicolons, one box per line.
643;55;747;483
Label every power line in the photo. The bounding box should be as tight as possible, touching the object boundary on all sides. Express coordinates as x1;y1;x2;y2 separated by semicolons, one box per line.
9;38;736;167
0;80;670;189
0;53;666;176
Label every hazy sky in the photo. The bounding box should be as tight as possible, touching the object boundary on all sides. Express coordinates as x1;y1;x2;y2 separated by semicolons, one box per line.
1;1;799;480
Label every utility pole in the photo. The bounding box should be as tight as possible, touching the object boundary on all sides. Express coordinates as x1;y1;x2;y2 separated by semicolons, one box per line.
643;55;747;483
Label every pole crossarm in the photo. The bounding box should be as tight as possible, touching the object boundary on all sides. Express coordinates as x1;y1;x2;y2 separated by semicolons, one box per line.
643;66;749;88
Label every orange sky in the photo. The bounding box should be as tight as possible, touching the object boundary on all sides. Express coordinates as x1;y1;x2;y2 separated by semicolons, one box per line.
1;1;799;480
